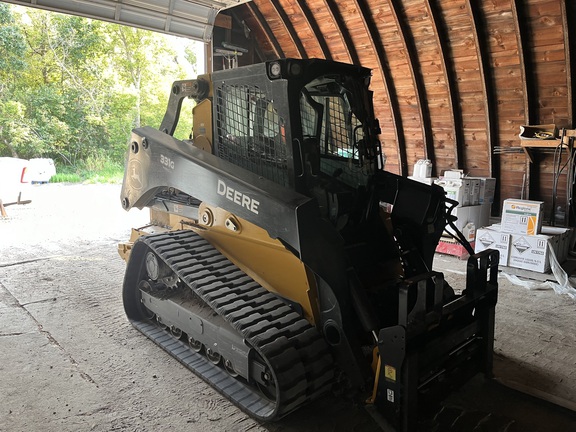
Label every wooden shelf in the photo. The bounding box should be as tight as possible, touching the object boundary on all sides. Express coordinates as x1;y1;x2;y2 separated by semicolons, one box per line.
520;139;563;148
519;135;573;162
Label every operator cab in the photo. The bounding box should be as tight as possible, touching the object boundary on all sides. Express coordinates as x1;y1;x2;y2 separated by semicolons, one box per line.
212;58;383;229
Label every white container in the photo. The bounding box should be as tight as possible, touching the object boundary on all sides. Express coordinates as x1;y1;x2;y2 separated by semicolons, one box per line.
0;157;30;203
444;169;464;179
408;176;436;185
421;159;432;178
412;160;423;177
436;178;471;207
467;177;496;204
462;222;476;242
479;202;491;228
412;159;433;178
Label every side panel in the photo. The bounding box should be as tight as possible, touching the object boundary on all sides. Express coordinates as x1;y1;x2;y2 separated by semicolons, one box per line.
193;203;319;324
121;126;312;253
121;126;351;310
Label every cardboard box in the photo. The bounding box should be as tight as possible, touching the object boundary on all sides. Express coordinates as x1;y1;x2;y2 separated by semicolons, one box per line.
461;179;471;206
445;205;490;241
541;226;573;263
509;234;553;273
519;124;558;140
446;205;482;231
475;226;510;266
470;178;496;204
469;179;480;205
480;202;492;228
501;199;544;235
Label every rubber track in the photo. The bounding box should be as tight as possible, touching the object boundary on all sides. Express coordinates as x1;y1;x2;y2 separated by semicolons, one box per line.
130;230;334;420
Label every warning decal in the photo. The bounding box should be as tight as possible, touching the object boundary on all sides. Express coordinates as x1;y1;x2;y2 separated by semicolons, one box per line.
478;232;495;248
513;236;531;254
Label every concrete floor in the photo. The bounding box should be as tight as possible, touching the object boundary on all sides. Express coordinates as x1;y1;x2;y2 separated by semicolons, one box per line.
1;184;575;431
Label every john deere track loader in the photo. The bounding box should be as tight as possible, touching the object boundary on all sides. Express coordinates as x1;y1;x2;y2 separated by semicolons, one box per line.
119;58;498;431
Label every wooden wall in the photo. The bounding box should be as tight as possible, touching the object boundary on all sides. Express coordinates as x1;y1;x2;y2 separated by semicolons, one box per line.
224;0;576;220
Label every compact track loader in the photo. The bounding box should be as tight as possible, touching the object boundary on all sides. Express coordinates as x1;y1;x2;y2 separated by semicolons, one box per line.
120;58;498;431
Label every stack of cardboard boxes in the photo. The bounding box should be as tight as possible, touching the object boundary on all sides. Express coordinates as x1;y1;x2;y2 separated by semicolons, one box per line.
420;169;573;270
434;170;496;241
475;199;573;273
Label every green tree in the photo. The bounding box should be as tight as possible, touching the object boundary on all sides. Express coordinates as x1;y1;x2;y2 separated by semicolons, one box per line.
108;25;192;133
0;3;26;75
13;9;112;164
0;4;198;173
0;4;31;158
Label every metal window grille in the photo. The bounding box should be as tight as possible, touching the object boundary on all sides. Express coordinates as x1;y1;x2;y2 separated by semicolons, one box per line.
300;92;368;187
215;84;289;186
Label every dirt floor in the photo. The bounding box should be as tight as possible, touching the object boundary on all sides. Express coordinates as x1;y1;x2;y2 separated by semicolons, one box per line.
1;184;575;432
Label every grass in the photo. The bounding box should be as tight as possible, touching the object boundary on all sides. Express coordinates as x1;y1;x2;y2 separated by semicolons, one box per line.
51;172;83;183
51;160;125;184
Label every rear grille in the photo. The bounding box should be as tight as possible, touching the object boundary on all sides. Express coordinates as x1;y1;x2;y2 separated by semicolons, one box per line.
215;84;289;187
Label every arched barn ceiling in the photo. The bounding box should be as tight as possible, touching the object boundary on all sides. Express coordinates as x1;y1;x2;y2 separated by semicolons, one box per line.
4;0;576;218
222;0;576;217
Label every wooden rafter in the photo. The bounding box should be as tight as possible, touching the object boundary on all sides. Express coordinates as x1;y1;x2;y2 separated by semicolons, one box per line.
269;0;308;58
562;0;575;127
295;0;332;60
354;0;408;176
466;0;497;179
388;0;435;174
323;0;358;64
246;2;285;59
425;0;463;170
511;0;534;200
512;0;536;125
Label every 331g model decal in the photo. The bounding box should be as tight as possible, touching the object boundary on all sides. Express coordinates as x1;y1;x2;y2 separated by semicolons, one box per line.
161;154;175;169
217;179;260;214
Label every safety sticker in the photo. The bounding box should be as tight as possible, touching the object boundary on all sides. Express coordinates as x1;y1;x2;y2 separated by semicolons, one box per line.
387;389;395;403
513;236;531;254
478;232;495;248
384;365;397;382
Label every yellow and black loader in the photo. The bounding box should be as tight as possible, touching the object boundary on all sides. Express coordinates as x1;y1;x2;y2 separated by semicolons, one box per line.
119;58;498;431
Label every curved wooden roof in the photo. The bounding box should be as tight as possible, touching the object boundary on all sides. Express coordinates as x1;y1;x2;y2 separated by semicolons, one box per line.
228;0;576;217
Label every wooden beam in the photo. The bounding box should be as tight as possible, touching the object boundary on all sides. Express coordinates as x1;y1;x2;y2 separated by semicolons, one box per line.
466;1;498;185
562;0;575;127
269;0;308;59
512;0;536;125
295;0;332;60
511;0;536;199
426;0;464;170
215;14;232;30
246;2;284;59
323;0;358;64
229;9;267;63
354;0;408;176
388;0;435;175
